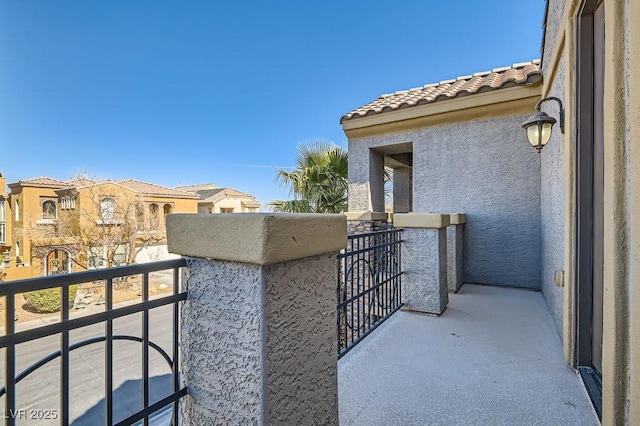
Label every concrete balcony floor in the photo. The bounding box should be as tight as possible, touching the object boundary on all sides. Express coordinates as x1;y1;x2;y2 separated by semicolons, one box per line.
338;284;599;425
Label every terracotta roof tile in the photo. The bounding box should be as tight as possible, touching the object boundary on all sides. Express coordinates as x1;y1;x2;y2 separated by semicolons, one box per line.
9;177;69;188
340;60;542;123
117;179;198;199
175;183;218;192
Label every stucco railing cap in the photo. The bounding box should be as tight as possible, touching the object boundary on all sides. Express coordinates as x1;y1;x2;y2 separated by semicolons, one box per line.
449;213;467;225
393;213;450;229
345;211;389;221
166;213;347;265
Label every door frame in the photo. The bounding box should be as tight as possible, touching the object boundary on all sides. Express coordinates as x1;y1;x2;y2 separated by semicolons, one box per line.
574;0;604;418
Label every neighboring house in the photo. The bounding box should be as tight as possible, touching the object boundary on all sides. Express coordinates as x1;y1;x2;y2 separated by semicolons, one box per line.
341;0;639;422
0;173;10;274
176;184;260;213
0;175;198;280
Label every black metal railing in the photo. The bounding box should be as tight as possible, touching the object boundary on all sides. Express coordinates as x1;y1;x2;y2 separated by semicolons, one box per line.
0;258;187;426
337;228;403;358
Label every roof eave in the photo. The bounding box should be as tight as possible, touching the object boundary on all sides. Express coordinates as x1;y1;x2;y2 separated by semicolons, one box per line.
342;83;543;139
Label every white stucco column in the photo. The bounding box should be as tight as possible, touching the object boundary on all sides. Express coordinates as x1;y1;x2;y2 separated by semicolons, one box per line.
394;213;450;314
447;213;466;293
393;167;413;213
166;213;346;425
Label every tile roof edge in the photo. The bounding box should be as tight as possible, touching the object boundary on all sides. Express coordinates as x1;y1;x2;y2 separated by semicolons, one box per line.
340;59;541;123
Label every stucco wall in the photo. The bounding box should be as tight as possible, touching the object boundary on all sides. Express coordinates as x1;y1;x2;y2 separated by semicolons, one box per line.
349;114;541;288
542;0;566;72
264;254;339;424
540;53;566;337
180;254;338;424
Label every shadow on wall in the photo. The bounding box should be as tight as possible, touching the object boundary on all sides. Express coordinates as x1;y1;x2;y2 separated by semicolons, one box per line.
72;374;172;425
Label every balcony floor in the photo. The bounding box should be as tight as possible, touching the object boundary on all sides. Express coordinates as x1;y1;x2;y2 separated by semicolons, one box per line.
338;284;599;425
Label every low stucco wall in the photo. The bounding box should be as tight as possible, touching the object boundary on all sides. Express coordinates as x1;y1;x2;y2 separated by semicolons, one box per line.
349;114;541;288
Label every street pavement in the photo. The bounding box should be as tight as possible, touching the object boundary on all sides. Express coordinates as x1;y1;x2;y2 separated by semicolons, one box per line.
1;271;178;425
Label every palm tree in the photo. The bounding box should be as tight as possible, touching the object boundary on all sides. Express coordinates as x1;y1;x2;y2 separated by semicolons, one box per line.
270;141;348;213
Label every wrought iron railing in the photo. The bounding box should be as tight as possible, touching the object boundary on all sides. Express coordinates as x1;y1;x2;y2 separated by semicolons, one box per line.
337;228;403;358
0;258;187;426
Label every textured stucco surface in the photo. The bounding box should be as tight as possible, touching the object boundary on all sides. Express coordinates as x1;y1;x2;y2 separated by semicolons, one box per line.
180;258;265;424
349;114;541;288
542;0;566;74
401;228;448;314
539;53;566;337
447;224;464;292
263;254;339;425
180;255;338;425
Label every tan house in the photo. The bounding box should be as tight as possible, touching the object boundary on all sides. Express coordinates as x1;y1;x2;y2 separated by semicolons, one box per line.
0;175;197;281
176;183;260;213
341;0;639;422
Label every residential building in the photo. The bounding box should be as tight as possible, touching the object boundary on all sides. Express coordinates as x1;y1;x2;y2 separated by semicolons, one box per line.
0;175;198;281
0;173;10;272
175;184;260;213
340;0;639;421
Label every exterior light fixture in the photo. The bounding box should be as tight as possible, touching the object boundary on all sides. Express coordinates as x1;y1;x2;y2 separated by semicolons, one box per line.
521;96;565;152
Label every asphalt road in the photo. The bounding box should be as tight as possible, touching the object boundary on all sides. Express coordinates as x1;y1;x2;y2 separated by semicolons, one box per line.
0;274;178;425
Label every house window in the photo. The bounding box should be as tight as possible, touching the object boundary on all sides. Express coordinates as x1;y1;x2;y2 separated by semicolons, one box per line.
100;198;116;221
163;204;172;216
15;199;19;221
88;246;105;269
88;244;129;268
46;249;70;275
61;196;76;210
15;242;20;258
113;244;129;266
42;200;57;220
149;203;159;228
220;208;234;213
0;200;5;244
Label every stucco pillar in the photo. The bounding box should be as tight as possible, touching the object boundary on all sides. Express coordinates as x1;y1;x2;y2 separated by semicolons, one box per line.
369;149;385;213
447;213;466;293
393;167;413;213
166;213;346;425
394;213;450;314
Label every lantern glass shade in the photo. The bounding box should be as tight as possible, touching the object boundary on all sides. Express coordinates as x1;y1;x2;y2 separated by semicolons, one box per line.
521;110;557;152
526;122;554;148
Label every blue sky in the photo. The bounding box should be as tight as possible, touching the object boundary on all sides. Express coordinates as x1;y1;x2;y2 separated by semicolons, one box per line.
1;1;546;205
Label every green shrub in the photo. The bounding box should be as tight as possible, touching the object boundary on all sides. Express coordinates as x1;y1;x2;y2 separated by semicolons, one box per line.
24;285;79;313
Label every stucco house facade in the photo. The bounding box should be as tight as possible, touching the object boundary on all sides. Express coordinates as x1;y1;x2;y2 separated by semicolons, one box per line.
176;183;261;213
0;175;198;281
341;0;639;422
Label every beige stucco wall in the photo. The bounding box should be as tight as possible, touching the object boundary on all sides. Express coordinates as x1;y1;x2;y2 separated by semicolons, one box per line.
202;197;260;213
542;0;640;423
2;181;197;280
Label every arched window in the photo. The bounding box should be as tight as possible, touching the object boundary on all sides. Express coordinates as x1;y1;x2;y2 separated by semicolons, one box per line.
135;202;145;222
42;200;57;220
100;198;116;221
163;204;172;216
46;249;70;275
149;203;159;228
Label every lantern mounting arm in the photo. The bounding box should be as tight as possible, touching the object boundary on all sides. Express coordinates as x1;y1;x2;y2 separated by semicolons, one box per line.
534;96;564;134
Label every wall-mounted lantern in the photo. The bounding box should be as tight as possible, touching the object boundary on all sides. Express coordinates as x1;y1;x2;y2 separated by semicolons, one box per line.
521;96;565;152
